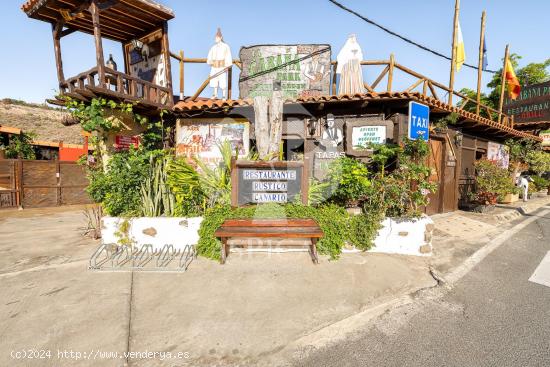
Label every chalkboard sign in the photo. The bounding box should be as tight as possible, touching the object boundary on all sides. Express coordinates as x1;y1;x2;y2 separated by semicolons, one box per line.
231;160;309;207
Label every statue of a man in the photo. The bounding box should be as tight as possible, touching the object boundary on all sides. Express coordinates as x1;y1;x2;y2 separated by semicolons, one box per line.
207;28;232;100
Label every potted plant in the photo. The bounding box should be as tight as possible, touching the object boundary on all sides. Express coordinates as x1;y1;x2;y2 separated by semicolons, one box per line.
326;156;371;213
473;159;517;207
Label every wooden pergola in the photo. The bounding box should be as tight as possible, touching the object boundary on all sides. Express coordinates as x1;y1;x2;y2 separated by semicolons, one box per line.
22;0;175;111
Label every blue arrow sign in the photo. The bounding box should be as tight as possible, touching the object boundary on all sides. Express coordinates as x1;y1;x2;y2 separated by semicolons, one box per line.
408;101;430;141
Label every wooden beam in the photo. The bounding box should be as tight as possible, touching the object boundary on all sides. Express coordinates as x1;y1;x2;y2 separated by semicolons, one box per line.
90;0;106;88
179;50;184;100
162;21;174;105
370;65;389;90
387;53;395;93
51;20;65;84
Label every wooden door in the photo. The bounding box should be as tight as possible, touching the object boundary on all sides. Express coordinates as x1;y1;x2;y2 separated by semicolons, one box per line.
425;139;444;215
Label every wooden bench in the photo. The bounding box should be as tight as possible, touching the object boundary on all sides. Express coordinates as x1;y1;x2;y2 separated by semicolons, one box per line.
214;219;323;264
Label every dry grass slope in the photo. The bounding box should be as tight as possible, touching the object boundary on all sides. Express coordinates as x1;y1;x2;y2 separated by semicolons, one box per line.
0;99;83;144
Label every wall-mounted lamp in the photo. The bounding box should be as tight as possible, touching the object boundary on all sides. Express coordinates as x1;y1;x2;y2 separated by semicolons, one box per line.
307;117;319;137
131;39;149;62
454;131;463;147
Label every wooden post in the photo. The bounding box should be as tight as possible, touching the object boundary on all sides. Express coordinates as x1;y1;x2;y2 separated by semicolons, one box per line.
89;0;105;88
227;66;232;100
162;21;174;104
51;21;65;86
476;11;486;116
17;159;23;209
56;159;61;206
268;91;283;160
387;53;395;93
498;44;510;124
254;96;269;159
179;50;184;100
448;0;460;106
331;62;337;95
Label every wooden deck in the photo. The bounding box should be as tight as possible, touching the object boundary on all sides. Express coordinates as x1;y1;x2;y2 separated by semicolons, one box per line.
49;67;172;111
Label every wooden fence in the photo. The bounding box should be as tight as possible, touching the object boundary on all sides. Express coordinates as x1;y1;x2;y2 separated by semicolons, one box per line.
0;159;92;209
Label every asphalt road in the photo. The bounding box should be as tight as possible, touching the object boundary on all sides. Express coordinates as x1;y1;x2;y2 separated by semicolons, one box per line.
295;208;550;367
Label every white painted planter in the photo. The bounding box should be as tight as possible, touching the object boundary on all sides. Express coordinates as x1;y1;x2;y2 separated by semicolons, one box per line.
368;216;434;256
101;216;203;251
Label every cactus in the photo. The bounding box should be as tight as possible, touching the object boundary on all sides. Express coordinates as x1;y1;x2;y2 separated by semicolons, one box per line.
140;155;176;217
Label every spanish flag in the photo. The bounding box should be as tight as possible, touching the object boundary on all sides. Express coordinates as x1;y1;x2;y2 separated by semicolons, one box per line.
455;21;466;71
504;58;521;100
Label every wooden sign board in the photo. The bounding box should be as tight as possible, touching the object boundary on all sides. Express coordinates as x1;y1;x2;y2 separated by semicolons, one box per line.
345;117;393;157
504;81;550;123
231;160;309;207
541;130;550;147
239;44;331;99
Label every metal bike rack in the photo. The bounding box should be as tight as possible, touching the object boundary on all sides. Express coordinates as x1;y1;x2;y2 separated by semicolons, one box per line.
89;243;196;272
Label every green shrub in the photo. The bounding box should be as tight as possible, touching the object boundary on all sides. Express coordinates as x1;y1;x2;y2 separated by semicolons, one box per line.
347;212;383;251
474;159;517;204
363;138;437;218
327;156;371;207
196;203;376;261
531;175;549;192
86;148;163;216
167;141;233;216
3;132;36;159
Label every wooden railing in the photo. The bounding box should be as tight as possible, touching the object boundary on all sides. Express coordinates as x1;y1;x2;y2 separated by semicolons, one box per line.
61;67;172;107
170;52;513;128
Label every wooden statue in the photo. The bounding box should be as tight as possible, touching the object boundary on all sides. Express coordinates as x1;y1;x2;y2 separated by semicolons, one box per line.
207;28;232;100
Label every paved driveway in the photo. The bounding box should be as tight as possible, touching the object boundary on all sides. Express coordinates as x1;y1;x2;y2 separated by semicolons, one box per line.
0;207;435;366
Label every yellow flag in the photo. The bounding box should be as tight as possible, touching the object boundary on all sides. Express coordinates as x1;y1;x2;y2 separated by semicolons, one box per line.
455;21;466;71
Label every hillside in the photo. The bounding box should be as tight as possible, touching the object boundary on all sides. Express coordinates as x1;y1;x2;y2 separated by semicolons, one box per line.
0;99;84;145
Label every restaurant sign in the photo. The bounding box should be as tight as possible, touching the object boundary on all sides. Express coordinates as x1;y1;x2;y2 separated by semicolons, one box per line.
541;130;550;147
239;44;331;99
504;81;550;123
115;135;139;150
231;160;308;206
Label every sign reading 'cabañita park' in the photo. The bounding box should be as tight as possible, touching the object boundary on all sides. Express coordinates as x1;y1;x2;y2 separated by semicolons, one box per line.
504;81;550;123
239;44;331;99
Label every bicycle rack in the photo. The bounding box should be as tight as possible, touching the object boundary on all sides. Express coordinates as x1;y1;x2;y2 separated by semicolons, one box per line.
89;243;196;272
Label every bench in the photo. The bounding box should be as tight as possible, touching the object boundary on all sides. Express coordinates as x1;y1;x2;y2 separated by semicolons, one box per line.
214;219;323;264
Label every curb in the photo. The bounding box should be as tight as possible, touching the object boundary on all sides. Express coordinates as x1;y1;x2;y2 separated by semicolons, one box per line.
494;197;550;223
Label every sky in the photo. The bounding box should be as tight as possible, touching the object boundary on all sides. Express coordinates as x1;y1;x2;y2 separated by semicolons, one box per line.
1;0;549;103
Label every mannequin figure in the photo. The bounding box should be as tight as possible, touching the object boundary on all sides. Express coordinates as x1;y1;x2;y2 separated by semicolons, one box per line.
207;28;232;99
336;34;365;95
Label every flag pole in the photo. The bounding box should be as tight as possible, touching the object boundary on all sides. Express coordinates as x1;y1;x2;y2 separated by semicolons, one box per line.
498;44;510;124
448;0;460;105
476;11;486;116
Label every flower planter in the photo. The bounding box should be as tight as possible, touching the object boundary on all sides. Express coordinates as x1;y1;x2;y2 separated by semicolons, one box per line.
368;215;434;256
101;216;203;251
500;193;519;204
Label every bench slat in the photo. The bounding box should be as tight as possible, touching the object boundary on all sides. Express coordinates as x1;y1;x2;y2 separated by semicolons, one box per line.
215;229;323;238
221;219;318;227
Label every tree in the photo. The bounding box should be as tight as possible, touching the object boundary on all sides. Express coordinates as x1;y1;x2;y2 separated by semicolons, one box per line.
486;55;550;109
461;55;550;111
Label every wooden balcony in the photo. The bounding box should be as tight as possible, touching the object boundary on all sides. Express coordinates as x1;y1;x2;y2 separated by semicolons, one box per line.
58;67;172;110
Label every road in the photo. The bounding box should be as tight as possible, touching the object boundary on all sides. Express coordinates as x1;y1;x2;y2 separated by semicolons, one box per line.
295;208;550;367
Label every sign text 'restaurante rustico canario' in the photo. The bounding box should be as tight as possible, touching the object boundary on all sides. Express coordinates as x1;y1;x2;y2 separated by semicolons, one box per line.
232;161;307;207
504;81;550;123
239;44;331;99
